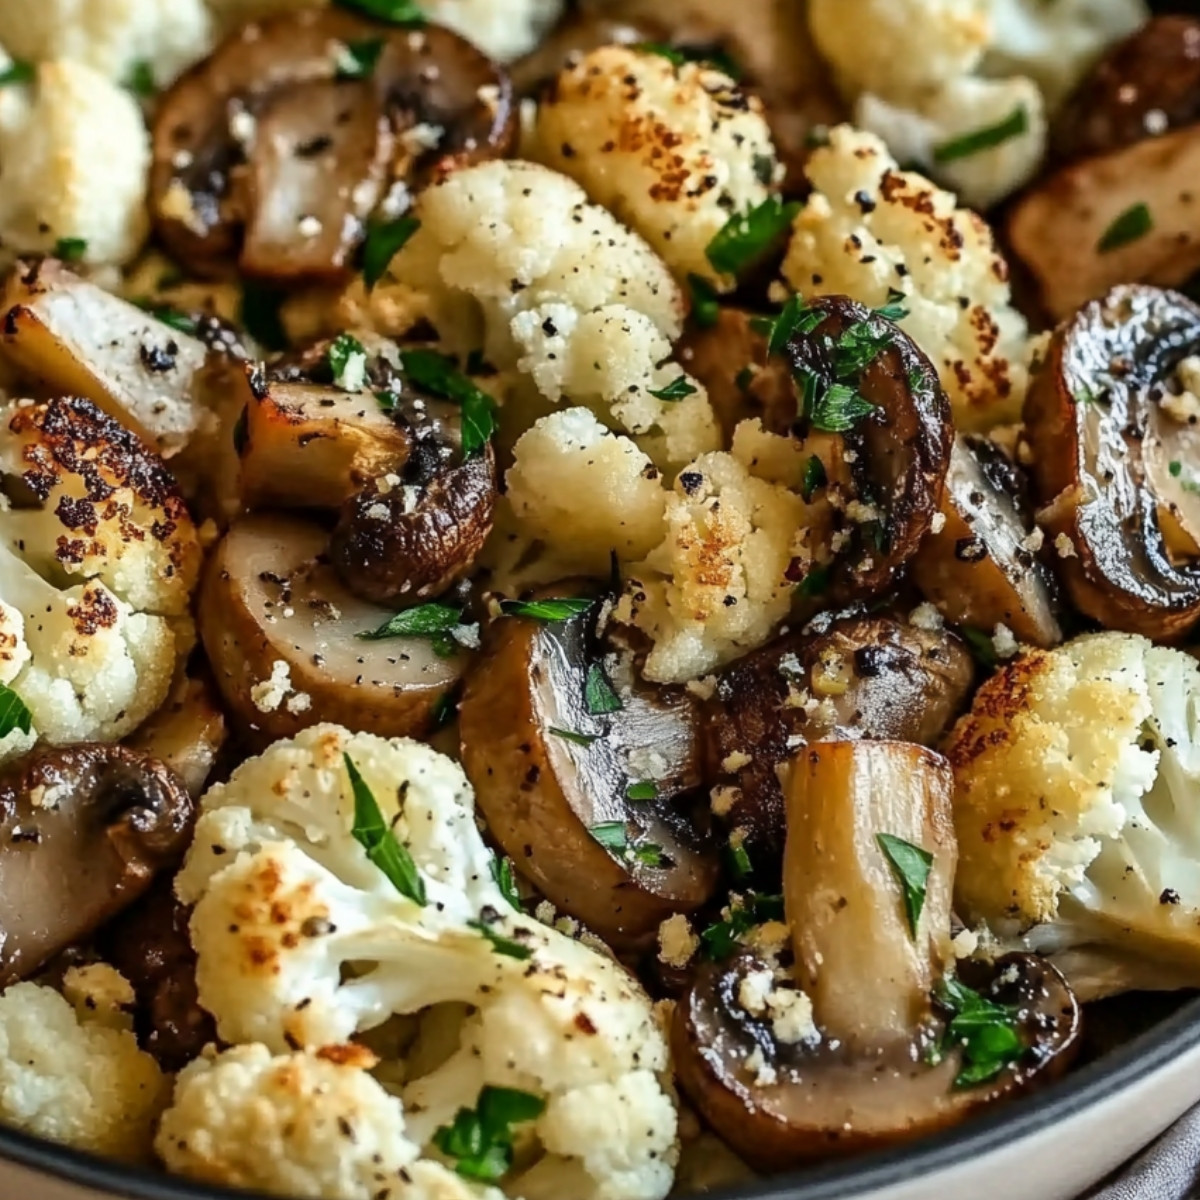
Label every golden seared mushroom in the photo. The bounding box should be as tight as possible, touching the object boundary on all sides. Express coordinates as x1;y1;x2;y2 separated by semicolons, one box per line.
236;361;413;510
672;741;1082;1169
0;744;195;987
911;435;1062;648
785;296;954;601
199;513;468;746
1024;284;1200;639
151;9;516;283
125;674;228;800
458;589;720;946
0;259;208;457
1009;17;1200;320
705;614;974;867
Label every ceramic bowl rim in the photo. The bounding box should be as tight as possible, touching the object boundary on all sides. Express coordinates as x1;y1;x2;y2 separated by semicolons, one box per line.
1;993;1198;1200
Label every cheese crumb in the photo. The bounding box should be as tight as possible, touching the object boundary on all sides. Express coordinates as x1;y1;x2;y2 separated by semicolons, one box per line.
909;601;945;632
768;987;818;1045
657;914;699;969
744;1044;778;1087
930;511;947;534
685;675;718;701
991;623;1018;661
721;750;752;773
250;660;292;713
1054;532;1078;559
710;785;741;818
952;928;980;959
285;691;312;715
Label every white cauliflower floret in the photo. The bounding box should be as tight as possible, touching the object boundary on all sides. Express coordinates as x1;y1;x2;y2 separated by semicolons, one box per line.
0;397;200;760
535;45;780;289
620;451;808;684
0;59;150;265
506;409;667;575
179;725;679;1200
0;0;213;89
0;601;34;762
0;980;166;1162
157;1043;502;1200
855;75;1047;211
420;0;564;63
948;632;1200;995
809;0;992;97
985;0;1148;109
782;126;1031;431
392;160;716;471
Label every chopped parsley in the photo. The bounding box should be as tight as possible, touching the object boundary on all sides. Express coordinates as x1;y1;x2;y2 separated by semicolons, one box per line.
0;683;33;742
638;41;688;66
361;215;420;290
934;976;1028;1089
760;293;823;357
336;36;385;80
706;196;801;277
334;0;426;24
700;892;784;959
375;389;400;414
875;834;933;937
806;377;876;433
637;42;740;78
800;454;827;502
400;348;495;457
134;299;198;335
490;856;521;908
876;288;911;322
431;689;458;730
589;822;668;867
433;1086;545;1183
584;662;622;715
649;376;698;402
1098;202;1153;254
53;237;87;262
933;106;1030;164
625;781;658;802
498;597;593;622
0;60;34;87
239;282;289;351
549;727;599;747
961;626;999;669
328;333;368;391
728;839;752;879
796;561;830;598
345;754;427;905
833;320;893;379
1171;460;1183;477
687;273;721;328
469;916;534;960
358;602;476;658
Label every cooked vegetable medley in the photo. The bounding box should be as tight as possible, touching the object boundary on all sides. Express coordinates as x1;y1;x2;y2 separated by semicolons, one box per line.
0;0;1198;1196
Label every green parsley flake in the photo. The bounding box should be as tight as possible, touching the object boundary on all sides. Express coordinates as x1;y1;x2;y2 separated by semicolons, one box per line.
358;602;475;658
240;282;289;351
53;237;87;263
400;348;496;457
549;727;599;747
876;289;911;322
0;683;33;741
345;754;427;905
933;106;1030;164
498;597;593;622
706;196;801;277
584;662;622;715
935;976;1028;1089
728;839;752;879
687;273;720;328
796;561;830;598
625;781;658;802
875;833;933;937
1098;202;1154;254
700;892;784;959
808;380;876;433
328;333;368;391
762;294;823;358
336;36;385;80
961;626;999;669
362;215;420;291
800;454;827;502
490;857;520;908
433;1086;545;1183
334;0;425;24
0;60;34;87
649;376;698;402
125;60;157;97
469;917;534;960
589;821;667;867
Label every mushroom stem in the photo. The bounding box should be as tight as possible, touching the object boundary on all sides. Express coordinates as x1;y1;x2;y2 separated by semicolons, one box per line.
783;740;956;1048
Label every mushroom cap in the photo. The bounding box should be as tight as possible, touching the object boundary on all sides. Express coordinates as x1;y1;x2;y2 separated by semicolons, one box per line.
1023;284;1200;638
0;744;194;987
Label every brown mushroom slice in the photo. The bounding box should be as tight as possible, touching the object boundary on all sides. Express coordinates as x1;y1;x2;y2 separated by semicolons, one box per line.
329;417;497;607
458;593;719;946
1052;17;1200;164
0;259;207;457
510;11;665;95
0;744;194;987
236;363;413;510
911;435;1062;647
1023;284;1200;638
1008;127;1200;321
706;615;974;866
199;513;466;746
786;296;953;600
672;741;1081;1168
124;674;228;800
151;11;516;282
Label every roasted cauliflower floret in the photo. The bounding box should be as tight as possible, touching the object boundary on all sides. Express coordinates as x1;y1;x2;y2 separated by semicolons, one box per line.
157;1043;502;1200
420;0;564;63
618;450;809;684
781;126;1031;431
391;160;717;471
177;725;680;1200
0;979;167;1163
0;397;199;759
506;408;667;574
0;59;150;265
948;632;1200;995
535;45;781;289
0;0;213;89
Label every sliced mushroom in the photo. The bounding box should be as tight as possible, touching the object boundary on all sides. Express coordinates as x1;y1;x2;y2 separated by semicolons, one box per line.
236;362;413;510
199;513;467;746
458;590;720;946
1023;284;1200;638
0;744;194;987
705;615;974;868
911;435;1062;647
511;10;664;95
672;741;1081;1169
1010;18;1200;321
101;878;214;1071
151;10;516;282
786;297;954;600
124;673;228;800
